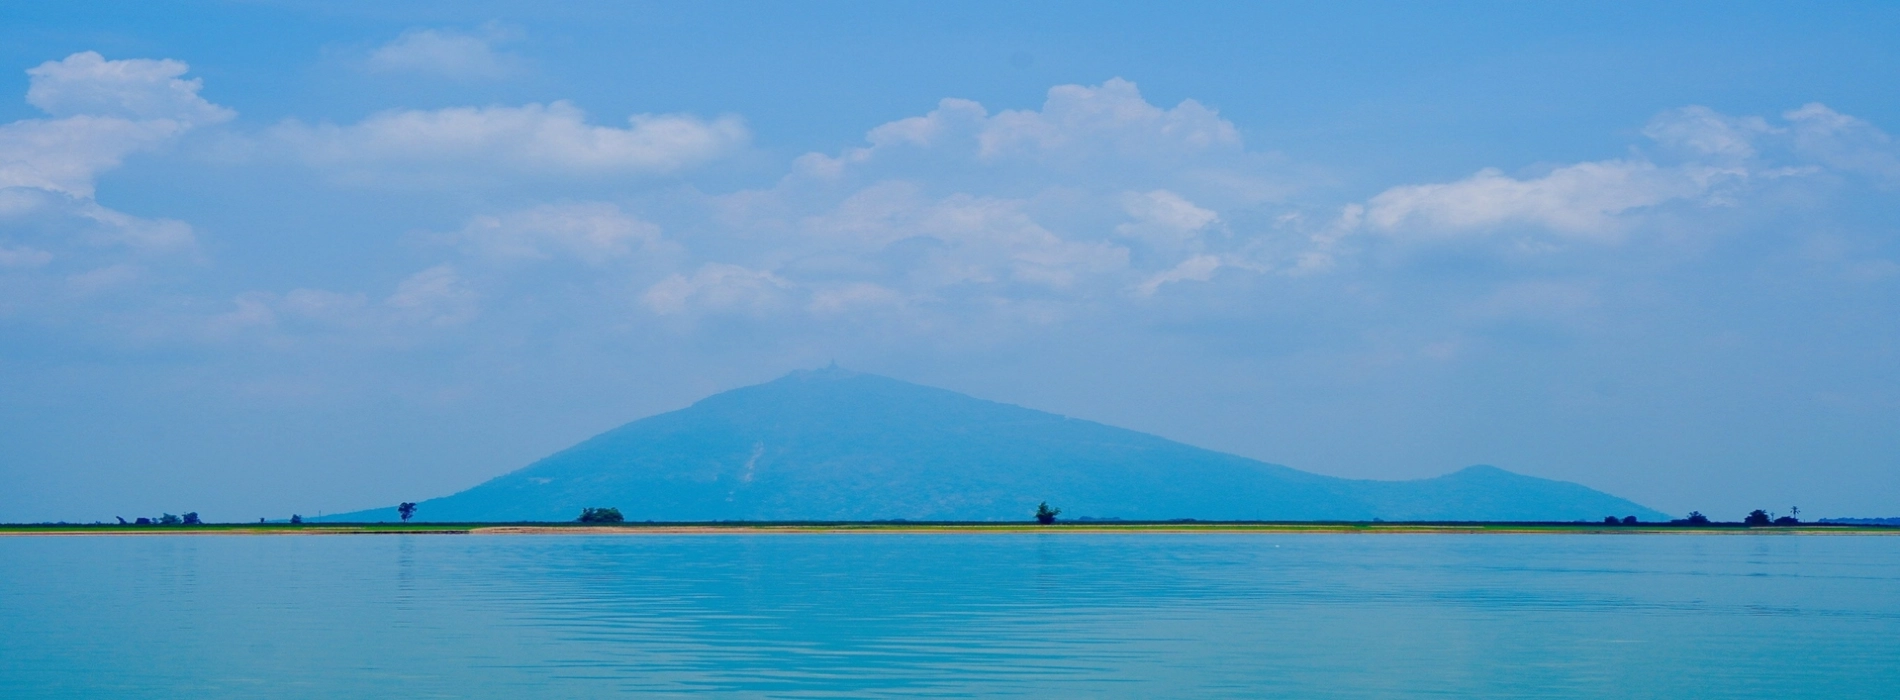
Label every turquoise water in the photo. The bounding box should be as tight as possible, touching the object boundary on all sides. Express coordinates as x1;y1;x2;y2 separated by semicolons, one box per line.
2;534;1896;698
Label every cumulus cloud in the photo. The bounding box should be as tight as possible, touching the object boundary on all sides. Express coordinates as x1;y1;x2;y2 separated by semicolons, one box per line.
4;52;232;198
214;265;478;336
1116;189;1220;250
25;52;233;125
1352;102;1900;244
643;263;790;315
797;77;1244;178
455;202;670;265
0;51;224;300
665;79;1261;319
798;184;1129;290
271;102;747;180
1360;160;1729;239
1782;103;1900;181
979;78;1240;160
365;25;523;80
1641;106;1773;161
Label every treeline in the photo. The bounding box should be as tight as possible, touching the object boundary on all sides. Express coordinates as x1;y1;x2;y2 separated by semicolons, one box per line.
116;513;202;525
1595;508;1807;526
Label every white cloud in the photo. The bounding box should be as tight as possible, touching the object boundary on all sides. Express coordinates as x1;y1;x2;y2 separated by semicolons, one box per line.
26;52;233;124
0;51;223;283
0;188;195;253
273;102;747;179
455;202;669;264
1116;189;1219;250
216;265;479;337
385;264;478;326
798;185;1128;290
206;260;494;341
643;263;790;315
1783;103;1900;181
1360;160;1732;240
365;26;522;80
3;53;232;199
1351;103;1900;244
1135;254;1224;296
798;78;1244;177
676;79;1264;318
979;78;1240;160
1642;106;1773;161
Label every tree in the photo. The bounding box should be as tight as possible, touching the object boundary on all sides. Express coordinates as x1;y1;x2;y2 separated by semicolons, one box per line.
1035;502;1061;525
182;512;201;525
1744;509;1772;526
398;502;417;522
1684;511;1710;525
1622;516;1638;525
290;514;303;524
159;513;181;525
578;507;624;523
1603;516;1620;525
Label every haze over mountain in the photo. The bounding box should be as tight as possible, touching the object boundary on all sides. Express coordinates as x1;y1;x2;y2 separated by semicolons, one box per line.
333;368;1670;523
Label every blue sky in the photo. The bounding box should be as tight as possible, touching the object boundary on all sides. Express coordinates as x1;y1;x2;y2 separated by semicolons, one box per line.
2;1;1897;521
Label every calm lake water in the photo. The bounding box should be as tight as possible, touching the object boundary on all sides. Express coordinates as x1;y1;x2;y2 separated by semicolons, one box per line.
2;533;1896;698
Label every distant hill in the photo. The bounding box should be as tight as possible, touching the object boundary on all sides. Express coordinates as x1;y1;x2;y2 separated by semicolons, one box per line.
1820;517;1900;526
330;367;1671;523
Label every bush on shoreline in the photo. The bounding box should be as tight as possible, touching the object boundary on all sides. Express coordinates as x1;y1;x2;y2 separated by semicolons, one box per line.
578;507;625;523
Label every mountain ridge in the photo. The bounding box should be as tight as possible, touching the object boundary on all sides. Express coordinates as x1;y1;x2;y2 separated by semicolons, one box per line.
330;368;1671;523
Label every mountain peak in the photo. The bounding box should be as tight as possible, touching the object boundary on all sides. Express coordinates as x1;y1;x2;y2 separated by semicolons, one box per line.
778;364;866;382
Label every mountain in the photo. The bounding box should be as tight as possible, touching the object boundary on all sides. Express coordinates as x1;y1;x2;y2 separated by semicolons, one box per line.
331;367;1670;523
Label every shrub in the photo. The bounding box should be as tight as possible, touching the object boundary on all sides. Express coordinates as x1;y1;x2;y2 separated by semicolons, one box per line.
1035;502;1061;525
578;507;624;523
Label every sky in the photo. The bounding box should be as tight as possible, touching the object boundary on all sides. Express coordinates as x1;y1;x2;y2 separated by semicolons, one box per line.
2;0;1897;522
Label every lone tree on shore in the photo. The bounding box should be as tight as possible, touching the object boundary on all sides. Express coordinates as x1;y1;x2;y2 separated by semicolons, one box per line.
578;507;624;523
398;502;417;522
1035;502;1061;525
1745;509;1772;526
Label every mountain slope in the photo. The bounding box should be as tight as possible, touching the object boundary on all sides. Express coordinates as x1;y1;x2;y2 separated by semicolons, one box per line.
333;368;1670;522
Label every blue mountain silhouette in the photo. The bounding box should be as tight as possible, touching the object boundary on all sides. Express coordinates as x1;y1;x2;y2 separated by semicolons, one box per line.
331;367;1670;522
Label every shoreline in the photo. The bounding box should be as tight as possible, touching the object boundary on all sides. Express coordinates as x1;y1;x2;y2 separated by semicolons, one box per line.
3;522;1897;536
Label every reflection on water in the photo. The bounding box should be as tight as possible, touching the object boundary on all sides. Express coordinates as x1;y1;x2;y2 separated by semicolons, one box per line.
2;533;1897;698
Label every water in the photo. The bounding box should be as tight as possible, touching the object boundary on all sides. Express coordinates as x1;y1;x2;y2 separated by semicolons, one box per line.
2;533;1896;698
